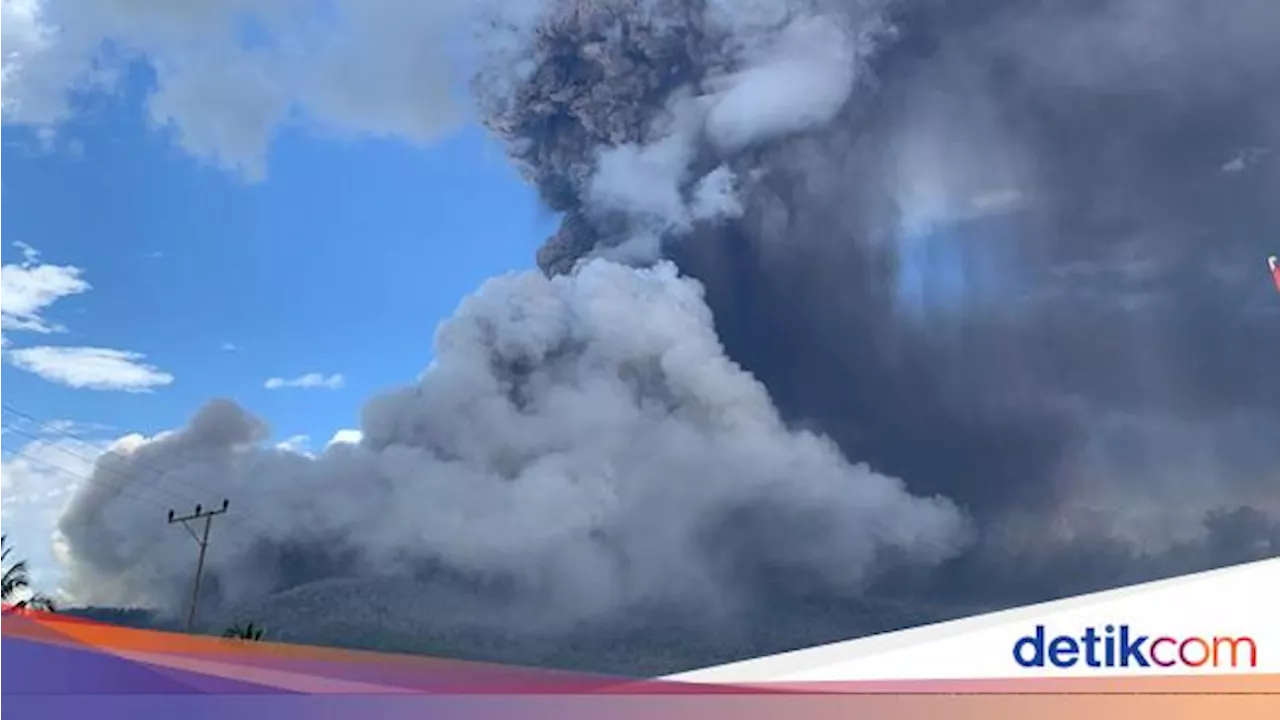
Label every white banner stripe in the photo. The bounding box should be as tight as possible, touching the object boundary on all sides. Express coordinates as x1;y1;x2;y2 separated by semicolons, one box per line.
667;558;1279;683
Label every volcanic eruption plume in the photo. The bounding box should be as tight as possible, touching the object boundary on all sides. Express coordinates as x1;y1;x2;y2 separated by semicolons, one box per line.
23;0;1280;665
471;0;1280;602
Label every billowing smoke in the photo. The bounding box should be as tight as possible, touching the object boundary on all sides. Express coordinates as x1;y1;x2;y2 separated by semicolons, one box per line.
470;0;1280;602
56;260;968;626
42;0;1280;662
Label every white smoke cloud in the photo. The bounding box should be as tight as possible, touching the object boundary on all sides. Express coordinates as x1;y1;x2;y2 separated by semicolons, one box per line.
701;14;876;154
55;260;970;620
580;8;894;265
590;95;702;229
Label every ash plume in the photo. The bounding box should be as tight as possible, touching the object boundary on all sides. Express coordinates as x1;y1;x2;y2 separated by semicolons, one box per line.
56;261;968;627
45;0;1280;666
472;0;1280;601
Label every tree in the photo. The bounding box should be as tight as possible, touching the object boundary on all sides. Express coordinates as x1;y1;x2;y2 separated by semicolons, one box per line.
223;621;267;641
1;535;57;613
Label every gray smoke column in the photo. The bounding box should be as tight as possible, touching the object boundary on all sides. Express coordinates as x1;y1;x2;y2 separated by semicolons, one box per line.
472;0;900;272
55;260;968;624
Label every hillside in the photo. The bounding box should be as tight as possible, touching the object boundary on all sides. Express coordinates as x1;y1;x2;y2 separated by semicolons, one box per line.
61;579;974;677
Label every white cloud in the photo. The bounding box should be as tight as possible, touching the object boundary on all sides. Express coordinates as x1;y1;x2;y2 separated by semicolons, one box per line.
0;434;108;601
0;0;478;176
275;434;312;454
31;418;115;438
6;346;175;392
1;242;177;393
1;436;101;513
325;428;363;448
0;0;69;125
220;341;239;352
1;241;90;333
15;241;38;262
264;372;345;390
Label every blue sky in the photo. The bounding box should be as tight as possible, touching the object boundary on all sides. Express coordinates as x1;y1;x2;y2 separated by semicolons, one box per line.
1;65;554;592
4;73;552;437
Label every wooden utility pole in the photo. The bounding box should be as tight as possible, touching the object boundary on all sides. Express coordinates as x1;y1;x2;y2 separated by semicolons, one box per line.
167;499;229;632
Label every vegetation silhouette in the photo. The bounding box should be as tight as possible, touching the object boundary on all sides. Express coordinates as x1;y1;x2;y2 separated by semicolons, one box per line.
223;621;267;641
2;535;57;613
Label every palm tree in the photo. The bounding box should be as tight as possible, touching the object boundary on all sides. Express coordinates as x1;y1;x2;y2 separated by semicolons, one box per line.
223;620;267;641
1;535;57;613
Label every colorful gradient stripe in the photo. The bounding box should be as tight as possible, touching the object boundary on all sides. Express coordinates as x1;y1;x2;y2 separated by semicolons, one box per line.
4;607;1277;719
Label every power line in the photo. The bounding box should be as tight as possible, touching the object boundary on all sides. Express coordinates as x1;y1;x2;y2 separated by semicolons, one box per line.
4;441;237;620
0;405;207;501
168;499;230;632
1;441;181;570
3;408;304;629
2;431;177;515
0;407;206;507
3;418;249;534
0;405;269;535
2;403;337;535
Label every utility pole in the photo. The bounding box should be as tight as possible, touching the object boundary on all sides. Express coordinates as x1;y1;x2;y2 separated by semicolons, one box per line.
167;499;229;632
